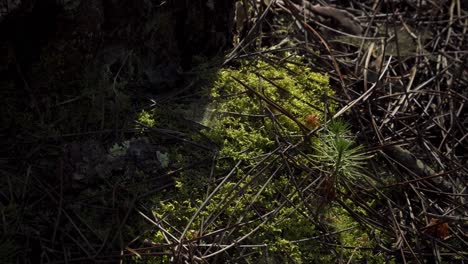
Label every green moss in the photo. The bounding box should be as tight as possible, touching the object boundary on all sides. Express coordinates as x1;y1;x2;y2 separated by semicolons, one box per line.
147;54;376;262
137;110;156;127
204;57;332;134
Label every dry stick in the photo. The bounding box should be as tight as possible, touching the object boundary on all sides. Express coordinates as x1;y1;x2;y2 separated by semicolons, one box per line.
444;0;456;47
206;160;285;257
199;214;278;260
174;160;242;261
446;99;468;156
256;71;326;113
355;0;381;76
284;0;349;99
109;197;138;247
387;199;419;264
333;56;392;119
362;41;387;151
222;166;279;243
415;187;468;198
192;243;268;249
275;179;321;226
363;41;375;94
202;153;280;230
381;66;416;127
224;0;277;66
335;185;386;229
202;198;287;260
380;62;455;130
134;120;212;151
404;191;419;252
200;155;280;256
372;164;465;191
137;210;194;258
93;227;115;259
290;226;355;244
231;76;310;133
438;96;455;151
202;151;219;216
30;174;98;258
391;66;417;116
271;153;345;248
51;159;64;244
358;1;464;258
263;102;296;144
376;89;465;100
61;231;95;260
276;144;312;208
425;213;468;222
12;52;43;123
201;149;325;258
136;212;180;243
197;211;276;243
390;109;466;182
422;140;446;171
61;210;96;258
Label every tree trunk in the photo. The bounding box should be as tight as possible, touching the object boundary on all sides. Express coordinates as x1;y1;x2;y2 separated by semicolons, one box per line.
0;0;235;93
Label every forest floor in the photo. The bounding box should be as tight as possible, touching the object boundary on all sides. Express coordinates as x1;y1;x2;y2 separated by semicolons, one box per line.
1;0;467;263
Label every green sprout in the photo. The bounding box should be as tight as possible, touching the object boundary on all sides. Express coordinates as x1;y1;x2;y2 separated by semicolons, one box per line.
313;119;371;181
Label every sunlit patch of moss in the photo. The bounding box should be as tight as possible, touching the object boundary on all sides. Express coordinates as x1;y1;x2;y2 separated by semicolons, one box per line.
201;55;334;163
205;116;274;160
146;54;376;262
204;56;333;137
137;110;156;127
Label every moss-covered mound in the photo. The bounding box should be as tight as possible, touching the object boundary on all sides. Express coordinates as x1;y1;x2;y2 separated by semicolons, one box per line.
139;54;376;263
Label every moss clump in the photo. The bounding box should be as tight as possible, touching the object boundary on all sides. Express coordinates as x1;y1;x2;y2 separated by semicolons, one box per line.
202;56;333;161
147;54;375;262
206;57;332;130
137;110;156;127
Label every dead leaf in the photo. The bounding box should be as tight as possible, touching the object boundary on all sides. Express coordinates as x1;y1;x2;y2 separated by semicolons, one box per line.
422;218;449;239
